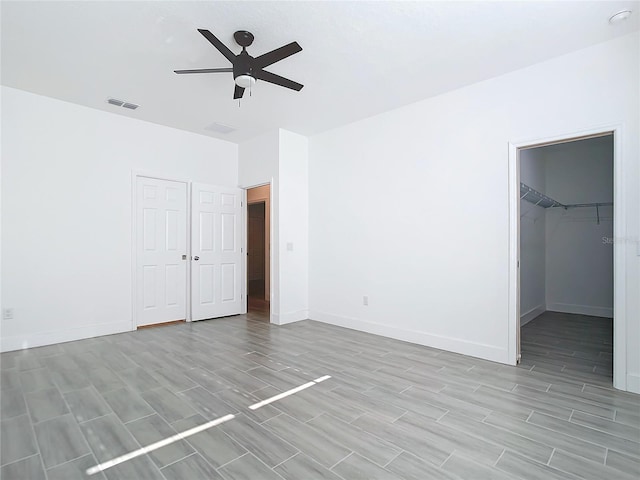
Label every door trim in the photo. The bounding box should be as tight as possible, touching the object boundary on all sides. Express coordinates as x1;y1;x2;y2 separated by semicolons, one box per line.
131;171;192;330
508;124;626;390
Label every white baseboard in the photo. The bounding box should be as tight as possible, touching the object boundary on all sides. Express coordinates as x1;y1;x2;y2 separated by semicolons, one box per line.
309;310;508;364
546;303;613;318
271;309;308;326
0;321;132;353
520;305;546;326
626;373;640;394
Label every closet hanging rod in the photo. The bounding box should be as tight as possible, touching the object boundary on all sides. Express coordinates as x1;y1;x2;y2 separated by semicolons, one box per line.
551;202;613;224
550;202;613;208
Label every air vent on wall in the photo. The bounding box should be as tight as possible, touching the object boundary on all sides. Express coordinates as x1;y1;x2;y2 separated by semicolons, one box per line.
205;122;236;134
107;98;139;110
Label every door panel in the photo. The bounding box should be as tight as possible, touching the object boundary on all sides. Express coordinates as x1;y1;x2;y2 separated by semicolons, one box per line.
222;214;235;251
166;210;180;250
191;183;244;321
200;212;215;251
143;266;156;309
136;177;187;326
199;265;215;304
221;264;236;302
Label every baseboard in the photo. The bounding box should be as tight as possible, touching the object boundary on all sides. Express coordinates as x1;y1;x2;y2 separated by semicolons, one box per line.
546;303;613;318
520;305;546;326
626;373;640;394
0;321;132;353
309;310;508;364
271;309;308;326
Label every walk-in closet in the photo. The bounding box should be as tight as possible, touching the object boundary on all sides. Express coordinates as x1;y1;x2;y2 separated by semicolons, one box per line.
519;134;614;380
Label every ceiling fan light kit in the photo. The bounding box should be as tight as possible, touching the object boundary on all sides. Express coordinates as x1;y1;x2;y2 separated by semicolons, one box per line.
174;29;303;99
235;75;256;88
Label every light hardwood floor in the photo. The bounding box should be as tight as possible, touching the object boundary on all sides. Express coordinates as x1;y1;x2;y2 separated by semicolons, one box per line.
1;311;638;479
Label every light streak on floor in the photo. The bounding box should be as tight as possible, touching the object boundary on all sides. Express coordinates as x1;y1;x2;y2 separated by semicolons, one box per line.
86;374;331;475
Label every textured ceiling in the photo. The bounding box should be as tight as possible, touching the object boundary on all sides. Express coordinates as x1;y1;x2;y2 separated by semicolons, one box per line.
2;1;638;143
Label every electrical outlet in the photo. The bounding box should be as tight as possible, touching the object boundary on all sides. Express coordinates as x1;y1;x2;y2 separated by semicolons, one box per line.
3;308;14;320
363;296;369;306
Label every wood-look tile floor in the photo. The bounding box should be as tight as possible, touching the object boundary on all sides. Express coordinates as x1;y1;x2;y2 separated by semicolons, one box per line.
1;311;638;479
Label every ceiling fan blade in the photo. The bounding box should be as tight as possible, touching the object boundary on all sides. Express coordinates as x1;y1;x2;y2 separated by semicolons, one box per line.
234;85;245;99
174;68;234;74
256;70;303;91
254;42;302;69
198;29;236;63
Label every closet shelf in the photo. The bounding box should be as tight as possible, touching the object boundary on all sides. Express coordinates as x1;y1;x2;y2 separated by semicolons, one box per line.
520;183;565;208
520;182;613;224
520;183;613;209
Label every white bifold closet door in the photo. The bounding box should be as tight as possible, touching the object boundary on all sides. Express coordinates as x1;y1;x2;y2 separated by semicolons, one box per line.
136;177;188;327
191;183;244;321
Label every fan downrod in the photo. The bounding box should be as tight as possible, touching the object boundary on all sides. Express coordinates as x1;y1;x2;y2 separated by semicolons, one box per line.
234;31;254;48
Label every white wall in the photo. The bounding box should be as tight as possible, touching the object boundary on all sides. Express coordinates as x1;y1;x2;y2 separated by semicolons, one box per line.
543;137;614;317
278;130;309;324
239;130;281;321
519;149;546;324
239;130;280;189
308;32;639;392
238;129;309;325
1;86;238;351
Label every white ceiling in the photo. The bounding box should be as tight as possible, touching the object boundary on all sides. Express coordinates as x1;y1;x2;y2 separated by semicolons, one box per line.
2;1;638;143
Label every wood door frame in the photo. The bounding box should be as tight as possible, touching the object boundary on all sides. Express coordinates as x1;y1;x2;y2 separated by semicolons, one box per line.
508;124;627;390
131;171;192;330
247;200;267;294
245;183;272;317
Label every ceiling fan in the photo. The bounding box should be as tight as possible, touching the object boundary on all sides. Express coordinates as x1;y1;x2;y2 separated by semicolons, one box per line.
175;29;303;99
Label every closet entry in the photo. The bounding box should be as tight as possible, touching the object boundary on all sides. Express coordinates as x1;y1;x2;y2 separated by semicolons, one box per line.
518;134;614;380
134;176;244;327
246;184;271;317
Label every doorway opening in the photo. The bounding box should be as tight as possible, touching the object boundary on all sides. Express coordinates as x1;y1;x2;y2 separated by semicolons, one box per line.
246;184;271;319
510;130;625;389
519;134;614;381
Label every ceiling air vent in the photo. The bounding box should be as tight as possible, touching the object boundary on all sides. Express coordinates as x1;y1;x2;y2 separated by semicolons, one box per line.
205;122;236;134
107;98;140;110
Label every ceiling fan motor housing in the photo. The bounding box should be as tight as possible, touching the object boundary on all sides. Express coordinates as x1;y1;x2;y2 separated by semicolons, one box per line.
233;51;254;81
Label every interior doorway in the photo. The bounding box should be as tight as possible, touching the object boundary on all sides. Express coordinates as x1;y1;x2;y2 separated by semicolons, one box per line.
248;202;266;298
509;130;625;388
246;184;271;318
519;134;614;380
